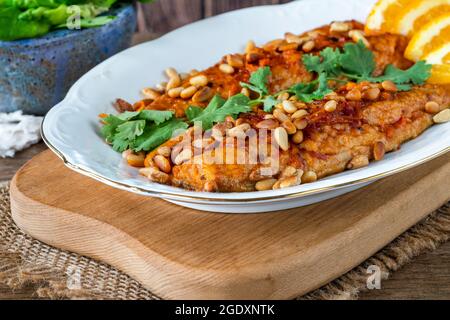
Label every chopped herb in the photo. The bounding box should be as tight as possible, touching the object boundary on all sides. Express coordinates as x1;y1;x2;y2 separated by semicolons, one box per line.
187;94;252;130
303;40;432;88
101;109;184;152
240;66;271;97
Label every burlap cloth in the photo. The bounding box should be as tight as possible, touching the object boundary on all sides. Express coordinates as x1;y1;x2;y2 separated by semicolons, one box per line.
1;182;449;300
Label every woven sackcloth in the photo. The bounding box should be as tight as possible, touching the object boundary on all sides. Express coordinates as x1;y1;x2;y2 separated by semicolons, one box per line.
1;182;449;300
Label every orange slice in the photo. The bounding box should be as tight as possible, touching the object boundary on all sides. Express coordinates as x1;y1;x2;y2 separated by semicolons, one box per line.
365;0;450;36
397;0;450;37
365;0;410;35
405;13;450;61
427;64;450;84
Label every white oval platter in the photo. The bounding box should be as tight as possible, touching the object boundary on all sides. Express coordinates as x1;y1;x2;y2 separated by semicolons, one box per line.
42;0;449;213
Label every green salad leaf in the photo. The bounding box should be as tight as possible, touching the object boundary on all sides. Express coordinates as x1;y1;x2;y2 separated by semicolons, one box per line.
0;0;154;41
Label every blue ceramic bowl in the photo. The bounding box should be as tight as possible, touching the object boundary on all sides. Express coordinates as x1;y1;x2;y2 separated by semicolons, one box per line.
0;5;136;115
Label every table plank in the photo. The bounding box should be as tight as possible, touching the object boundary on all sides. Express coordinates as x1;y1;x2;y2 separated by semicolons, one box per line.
204;0;284;16
0;143;47;183
140;0;203;34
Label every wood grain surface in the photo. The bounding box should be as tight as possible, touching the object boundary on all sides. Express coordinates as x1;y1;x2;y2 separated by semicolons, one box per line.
2;0;450;300
8;150;450;299
140;0;294;35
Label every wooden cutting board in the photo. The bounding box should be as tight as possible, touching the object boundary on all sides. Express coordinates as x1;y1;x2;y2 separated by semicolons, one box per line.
9;150;450;299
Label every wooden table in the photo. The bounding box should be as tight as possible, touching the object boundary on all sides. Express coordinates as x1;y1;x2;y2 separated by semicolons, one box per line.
1;142;450;300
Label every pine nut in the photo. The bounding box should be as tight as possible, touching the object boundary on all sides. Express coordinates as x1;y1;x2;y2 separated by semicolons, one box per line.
278;92;290;101
192;138;211;149
142;88;161;100
281;166;297;178
166;76;181;90
291;109;309;119
165;67;179;79
127;153;145;167
190;69;199;76
122;149;132;159
324;100;337;112
302;40;315;52
433;109;450;123
373;141;385;161
245;40;256;53
219;63;235;74
179;72;189;80
282;120;297;135
273;109;289;122
302;171;317;183
180;86;198;99
346;88;362;101
264;114;275;120
255;179;277;191
330;21;350;32
362;87;380;100
348;30;370;47
155;82;168;92
381;80;397;92
203;181;217;192
226;54;244;68
174;149;192;165
139;167;170;184
168;87;183;98
285;32;304;44
425;101;440;114
282;100;297;113
153;155;171;173
246;52;262;63
190;75;208;87
227;127;246;138
279;175;301;189
293;118;308;130
157;146;171;157
347;155;369;169
256;119;279;130
274;127;289;151
192;87;213;103
241;87;250;97
292;130;304;144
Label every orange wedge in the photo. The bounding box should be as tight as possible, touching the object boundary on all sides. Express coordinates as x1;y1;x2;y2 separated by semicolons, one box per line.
405;13;450;61
365;0;410;35
397;0;450;37
422;43;450;84
366;0;450;36
427;64;450;84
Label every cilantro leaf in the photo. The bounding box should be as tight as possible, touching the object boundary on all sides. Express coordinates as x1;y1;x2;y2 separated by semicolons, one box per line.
185;106;204;121
134;118;189;152
101;115;125;144
378;61;432;85
263;95;278;112
240;66;271;96
138;110;174;125
101;109;176;152
303;47;341;76
340;40;376;78
287;73;332;103
189;94;252;130
110;120;146;152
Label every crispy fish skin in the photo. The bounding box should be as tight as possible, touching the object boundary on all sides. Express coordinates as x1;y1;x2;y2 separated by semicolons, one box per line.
138;21;449;192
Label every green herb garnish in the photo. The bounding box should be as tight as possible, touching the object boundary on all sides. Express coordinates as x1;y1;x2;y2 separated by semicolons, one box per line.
101;109;188;152
303;40;432;90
